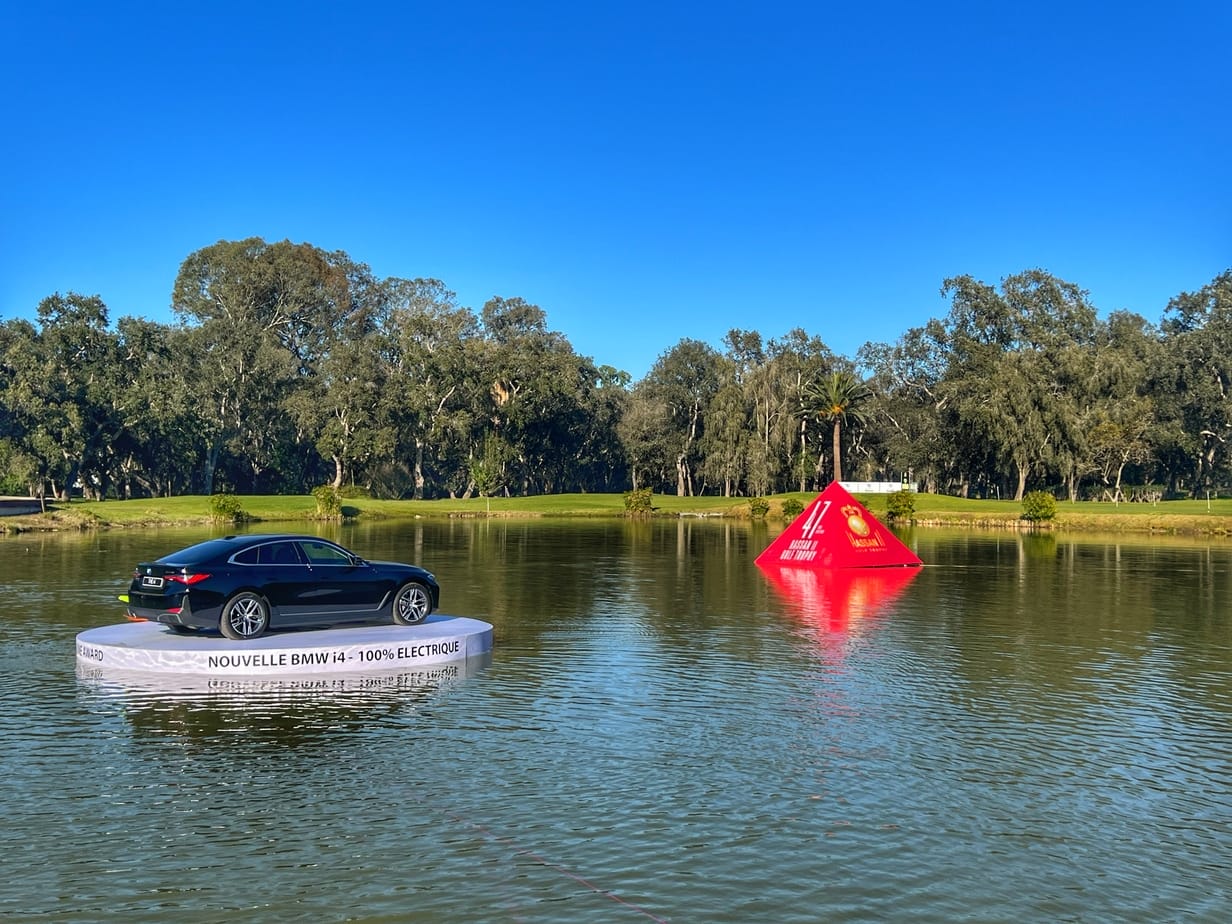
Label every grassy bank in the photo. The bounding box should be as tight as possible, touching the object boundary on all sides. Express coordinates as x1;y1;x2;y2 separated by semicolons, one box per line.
5;491;1232;536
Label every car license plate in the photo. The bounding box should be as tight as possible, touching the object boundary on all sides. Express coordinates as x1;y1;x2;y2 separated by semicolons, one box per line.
142;576;164;588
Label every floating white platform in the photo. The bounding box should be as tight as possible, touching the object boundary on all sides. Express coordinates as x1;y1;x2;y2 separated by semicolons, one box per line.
75;615;493;676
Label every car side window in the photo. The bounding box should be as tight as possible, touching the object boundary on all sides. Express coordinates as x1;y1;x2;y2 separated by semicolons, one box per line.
233;547;260;565
259;543;302;566
298;541;352;566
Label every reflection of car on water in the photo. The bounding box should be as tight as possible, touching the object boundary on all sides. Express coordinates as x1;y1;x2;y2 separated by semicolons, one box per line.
124;534;439;640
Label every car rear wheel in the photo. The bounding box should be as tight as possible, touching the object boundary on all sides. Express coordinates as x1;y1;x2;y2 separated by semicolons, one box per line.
392;582;432;626
220;592;270;640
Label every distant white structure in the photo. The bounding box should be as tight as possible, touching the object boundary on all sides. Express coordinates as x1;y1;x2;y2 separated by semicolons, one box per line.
840;481;916;494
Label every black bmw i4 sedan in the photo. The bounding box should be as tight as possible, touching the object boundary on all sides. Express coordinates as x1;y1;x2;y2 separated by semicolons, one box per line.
125;534;440;640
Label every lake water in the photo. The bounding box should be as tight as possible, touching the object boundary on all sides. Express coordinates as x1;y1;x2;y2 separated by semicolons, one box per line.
2;520;1230;922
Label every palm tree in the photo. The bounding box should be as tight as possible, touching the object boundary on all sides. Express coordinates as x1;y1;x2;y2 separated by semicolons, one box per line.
802;371;872;483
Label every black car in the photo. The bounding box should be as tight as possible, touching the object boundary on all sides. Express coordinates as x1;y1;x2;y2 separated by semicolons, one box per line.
125;534;440;640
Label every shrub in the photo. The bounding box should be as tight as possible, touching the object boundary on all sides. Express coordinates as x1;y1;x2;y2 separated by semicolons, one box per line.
1021;490;1057;522
623;487;653;515
312;485;342;517
749;497;770;519
0;472;27;496
886;489;916;522
781;497;805;519
208;493;247;523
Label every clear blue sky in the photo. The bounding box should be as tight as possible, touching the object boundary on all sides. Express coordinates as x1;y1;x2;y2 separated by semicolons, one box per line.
3;1;1228;379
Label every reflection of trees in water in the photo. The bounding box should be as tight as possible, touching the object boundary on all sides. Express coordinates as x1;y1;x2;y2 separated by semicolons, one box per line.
77;655;490;751
901;534;1232;710
358;519;789;678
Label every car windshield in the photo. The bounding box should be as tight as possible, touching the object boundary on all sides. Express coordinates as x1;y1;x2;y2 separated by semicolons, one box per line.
156;538;239;566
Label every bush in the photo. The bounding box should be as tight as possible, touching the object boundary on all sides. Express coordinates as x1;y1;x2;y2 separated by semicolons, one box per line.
312;485;342;517
749;497;770;519
781;497;805;519
886;489;916;522
0;472;27;496
208;493;247;523
339;484;371;499
1021;490;1057;522
623;488;653;515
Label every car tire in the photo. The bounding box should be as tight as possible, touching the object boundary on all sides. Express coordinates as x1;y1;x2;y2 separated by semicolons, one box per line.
220;591;270;640
392;582;433;626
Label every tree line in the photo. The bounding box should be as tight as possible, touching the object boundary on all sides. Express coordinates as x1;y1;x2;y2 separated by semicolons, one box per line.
1;237;1229;504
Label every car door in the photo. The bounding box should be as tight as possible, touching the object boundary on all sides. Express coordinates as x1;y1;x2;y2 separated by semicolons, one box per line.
291;539;389;622
251;540;314;623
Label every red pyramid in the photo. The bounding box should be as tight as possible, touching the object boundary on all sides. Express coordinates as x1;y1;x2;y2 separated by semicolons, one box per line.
755;482;922;569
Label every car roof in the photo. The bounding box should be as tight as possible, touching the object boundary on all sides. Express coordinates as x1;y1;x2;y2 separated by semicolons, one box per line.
155;534;341;566
219;534;328;546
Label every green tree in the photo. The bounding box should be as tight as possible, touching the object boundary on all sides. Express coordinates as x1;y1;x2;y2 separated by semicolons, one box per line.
380;278;480;498
283;255;388;490
1;294;126;501
702;377;751;496
0;318;52;506
573;364;631;493
939;270;1098;500
471;432;509;499
765;329;837;492
112;318;205;497
857;320;951;492
617;389;674;491
801;370;872;484
1157;270;1232;495
479;296;612;494
172;238;368;492
638;339;722;496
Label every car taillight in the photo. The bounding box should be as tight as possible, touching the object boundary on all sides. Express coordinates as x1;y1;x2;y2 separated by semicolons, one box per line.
167;573;211;585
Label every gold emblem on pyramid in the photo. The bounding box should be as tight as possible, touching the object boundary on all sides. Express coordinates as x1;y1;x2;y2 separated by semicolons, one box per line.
841;504;871;537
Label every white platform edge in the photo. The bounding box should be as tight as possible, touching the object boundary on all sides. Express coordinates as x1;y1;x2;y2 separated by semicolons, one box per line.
75;615;494;676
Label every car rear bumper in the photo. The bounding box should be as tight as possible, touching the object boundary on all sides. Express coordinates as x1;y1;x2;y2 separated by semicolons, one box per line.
125;593;213;630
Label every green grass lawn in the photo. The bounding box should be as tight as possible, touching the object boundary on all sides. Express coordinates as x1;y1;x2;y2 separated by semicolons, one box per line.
5;490;1232;535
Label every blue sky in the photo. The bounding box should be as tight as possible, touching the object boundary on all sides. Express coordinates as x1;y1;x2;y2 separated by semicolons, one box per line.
3;1;1228;379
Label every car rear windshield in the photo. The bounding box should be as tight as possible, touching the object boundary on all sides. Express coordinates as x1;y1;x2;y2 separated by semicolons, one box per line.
156;538;240;566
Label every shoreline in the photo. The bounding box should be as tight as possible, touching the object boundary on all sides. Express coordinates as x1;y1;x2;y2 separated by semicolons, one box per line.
4;493;1232;538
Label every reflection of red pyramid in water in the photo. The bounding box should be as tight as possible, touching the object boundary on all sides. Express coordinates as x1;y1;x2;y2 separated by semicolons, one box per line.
755;482;923;569
761;562;920;631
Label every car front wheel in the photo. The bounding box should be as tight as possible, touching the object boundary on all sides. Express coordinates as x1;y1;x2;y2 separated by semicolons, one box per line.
392;582;433;626
220;592;270;640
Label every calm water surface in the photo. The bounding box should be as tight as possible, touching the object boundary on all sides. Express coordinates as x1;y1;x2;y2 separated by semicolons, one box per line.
1;520;1230;922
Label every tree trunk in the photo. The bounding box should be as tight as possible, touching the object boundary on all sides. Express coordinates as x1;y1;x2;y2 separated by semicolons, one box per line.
203;440;221;495
1014;463;1028;501
832;420;843;483
798;421;807;492
413;440;425;500
332;455;344;489
676;455;687;497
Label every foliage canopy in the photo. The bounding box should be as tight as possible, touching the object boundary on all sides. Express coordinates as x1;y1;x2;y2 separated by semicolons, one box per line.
3;243;1230;504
